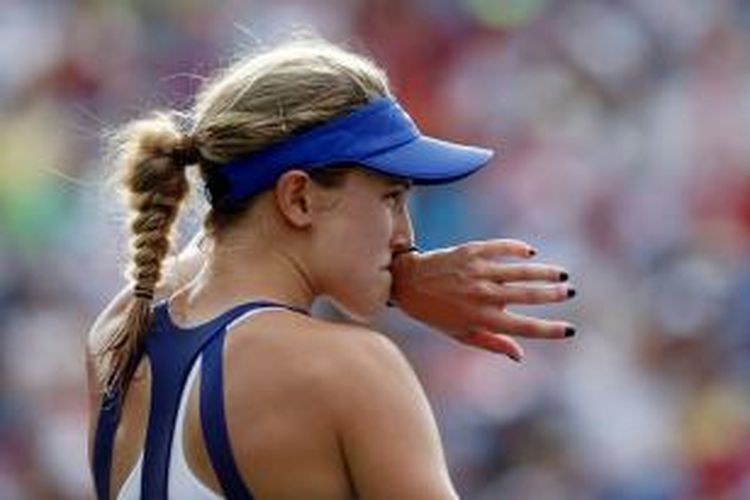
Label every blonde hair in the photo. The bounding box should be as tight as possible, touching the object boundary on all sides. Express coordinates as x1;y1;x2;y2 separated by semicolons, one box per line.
97;38;390;399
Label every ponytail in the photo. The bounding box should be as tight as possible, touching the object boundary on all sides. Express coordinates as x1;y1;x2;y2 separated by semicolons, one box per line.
96;112;198;399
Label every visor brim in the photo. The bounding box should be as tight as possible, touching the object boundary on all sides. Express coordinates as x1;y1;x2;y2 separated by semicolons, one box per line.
358;135;495;185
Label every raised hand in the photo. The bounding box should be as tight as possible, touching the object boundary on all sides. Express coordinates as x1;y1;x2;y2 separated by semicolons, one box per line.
389;239;576;362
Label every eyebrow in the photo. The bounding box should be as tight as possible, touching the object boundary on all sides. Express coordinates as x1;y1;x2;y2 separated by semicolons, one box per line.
363;168;412;189
386;177;412;190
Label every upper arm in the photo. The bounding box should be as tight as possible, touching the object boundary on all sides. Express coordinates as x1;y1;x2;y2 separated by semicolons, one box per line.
326;330;458;500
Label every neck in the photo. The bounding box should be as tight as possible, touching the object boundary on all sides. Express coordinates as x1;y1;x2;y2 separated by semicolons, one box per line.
180;236;316;314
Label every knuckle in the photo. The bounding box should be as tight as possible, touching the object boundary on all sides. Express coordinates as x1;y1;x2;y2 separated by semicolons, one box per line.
518;266;535;281
465;259;486;278
475;307;500;324
530;288;550;303
498;265;517;281
508;285;527;301
468;281;492;299
459;242;481;259
454;245;471;261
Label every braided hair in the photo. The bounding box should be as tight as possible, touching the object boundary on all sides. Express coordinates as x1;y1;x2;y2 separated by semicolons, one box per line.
97;114;198;399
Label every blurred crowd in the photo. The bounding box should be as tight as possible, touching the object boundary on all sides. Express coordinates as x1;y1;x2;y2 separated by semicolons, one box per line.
1;0;749;498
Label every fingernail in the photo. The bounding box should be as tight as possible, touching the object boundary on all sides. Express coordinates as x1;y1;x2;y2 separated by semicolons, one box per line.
506;353;522;363
565;327;577;337
567;288;576;298
528;248;537;257
559;272;569;282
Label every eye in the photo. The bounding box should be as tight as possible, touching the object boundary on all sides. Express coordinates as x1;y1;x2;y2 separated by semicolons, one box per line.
384;192;397;204
383;190;406;210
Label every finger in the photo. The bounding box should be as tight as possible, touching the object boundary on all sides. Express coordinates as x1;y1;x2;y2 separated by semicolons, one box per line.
461;239;536;261
483;310;576;339
483;263;569;284
461;330;525;362
480;282;575;305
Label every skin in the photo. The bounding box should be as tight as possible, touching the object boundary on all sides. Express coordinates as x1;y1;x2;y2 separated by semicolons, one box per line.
86;168;575;499
391;240;575;361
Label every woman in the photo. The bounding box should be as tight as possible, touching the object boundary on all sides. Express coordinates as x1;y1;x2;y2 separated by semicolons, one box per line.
87;39;575;499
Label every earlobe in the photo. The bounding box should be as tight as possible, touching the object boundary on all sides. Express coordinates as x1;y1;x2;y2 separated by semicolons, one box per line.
274;170;313;228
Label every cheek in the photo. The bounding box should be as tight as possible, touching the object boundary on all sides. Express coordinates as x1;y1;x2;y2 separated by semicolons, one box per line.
312;193;396;316
334;236;390;290
321;223;393;315
338;202;393;254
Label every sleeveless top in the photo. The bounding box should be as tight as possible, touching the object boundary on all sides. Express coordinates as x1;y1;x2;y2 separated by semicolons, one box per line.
92;299;306;499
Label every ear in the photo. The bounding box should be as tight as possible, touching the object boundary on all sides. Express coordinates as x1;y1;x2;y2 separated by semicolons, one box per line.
273;170;314;228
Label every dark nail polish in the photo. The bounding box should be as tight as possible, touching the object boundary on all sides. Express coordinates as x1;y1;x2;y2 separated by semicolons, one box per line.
528;248;537;257
564;327;576;337
507;353;522;363
567;288;576;298
559;272;569;282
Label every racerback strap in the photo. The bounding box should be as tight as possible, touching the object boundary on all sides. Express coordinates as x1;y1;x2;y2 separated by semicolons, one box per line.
200;324;252;499
92;299;306;499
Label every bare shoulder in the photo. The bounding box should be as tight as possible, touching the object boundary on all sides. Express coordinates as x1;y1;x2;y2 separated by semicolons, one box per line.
296;316;407;366
297;318;427;421
220;311;426;438
214;311;456;498
307;319;418;396
225;311;430;439
222;311;412;394
265;316;457;498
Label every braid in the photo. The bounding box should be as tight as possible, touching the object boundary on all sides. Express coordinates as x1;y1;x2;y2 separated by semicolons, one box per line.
96;112;193;399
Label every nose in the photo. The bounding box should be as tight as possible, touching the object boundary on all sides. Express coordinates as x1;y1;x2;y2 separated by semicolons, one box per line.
390;208;414;253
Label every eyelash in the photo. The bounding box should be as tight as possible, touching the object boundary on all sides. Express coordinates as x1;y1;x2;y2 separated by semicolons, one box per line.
385;191;406;209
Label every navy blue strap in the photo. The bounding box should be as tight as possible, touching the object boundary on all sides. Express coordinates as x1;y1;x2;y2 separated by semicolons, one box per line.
140;346;192;499
92;300;306;499
199;302;307;499
200;328;254;500
141;302;283;498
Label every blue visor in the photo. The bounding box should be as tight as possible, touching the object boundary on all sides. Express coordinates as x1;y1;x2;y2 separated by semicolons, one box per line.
218;96;495;203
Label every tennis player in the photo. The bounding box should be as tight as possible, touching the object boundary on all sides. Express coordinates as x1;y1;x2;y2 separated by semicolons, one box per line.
87;39;575;499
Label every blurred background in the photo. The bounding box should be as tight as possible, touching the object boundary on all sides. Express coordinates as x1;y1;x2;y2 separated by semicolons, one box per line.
1;0;749;498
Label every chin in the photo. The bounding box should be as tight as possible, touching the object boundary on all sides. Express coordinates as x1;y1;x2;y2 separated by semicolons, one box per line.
325;272;391;323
